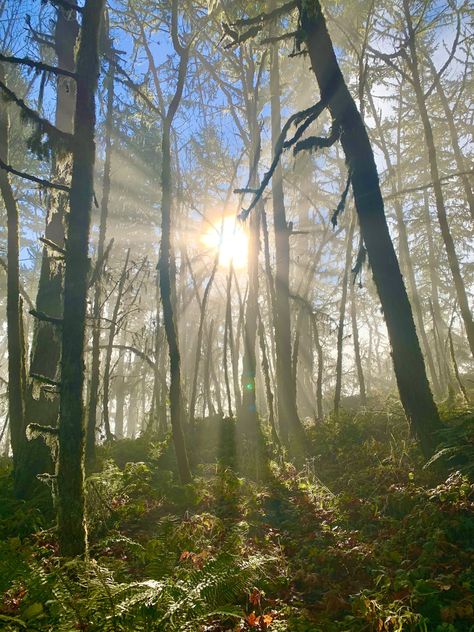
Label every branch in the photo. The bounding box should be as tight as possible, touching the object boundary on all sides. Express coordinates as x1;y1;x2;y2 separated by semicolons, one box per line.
48;0;83;12
293;124;340;155
0;79;73;152
237;100;327;220
260;30;301;45
224;24;264;49
29;373;61;387
171;0;188;57
98;344;156;370
232;0;297;28
0;156;71;192
331;170;352;228
384;169;474;200
39;236;66;256
108;55;164;120
0;53;76;79
29;309;63;326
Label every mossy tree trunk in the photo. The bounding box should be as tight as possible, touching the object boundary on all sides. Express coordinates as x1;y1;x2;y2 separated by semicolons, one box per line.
57;0;105;557
23;6;79;498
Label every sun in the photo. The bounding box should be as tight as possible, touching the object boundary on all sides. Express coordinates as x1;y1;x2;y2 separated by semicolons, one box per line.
202;215;248;269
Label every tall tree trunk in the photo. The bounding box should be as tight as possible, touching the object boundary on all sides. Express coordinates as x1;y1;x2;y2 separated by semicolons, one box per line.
269;37;303;448
57;0;105;557
334;213;355;416
0;66;26;493
426;56;474;224
158;2;191;483
189;253;219;425
402;0;474;357
299;0;441;456
24;6;78;496
114;348;126;439
350;275;367;406
310;311;324;421
102;249;130;442
86;60;114;468
258;310;279;444
223;271;234;417
367;88;442;396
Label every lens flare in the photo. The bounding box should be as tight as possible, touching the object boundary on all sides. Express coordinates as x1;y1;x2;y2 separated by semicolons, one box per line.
202;215;248;269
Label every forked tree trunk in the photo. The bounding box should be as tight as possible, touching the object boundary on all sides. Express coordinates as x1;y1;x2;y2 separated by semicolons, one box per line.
57;0;105;557
299;0;441;456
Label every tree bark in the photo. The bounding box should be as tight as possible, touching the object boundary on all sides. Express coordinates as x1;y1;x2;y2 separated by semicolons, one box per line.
57;0;105;557
367;87;442;396
350;272;367;406
299;0;441;456
158;0;191;483
23;6;78;497
269;37;302;446
0;66;26;494
189;253;219;425
334;213;355;416
102;249;130;442
86;59;114;468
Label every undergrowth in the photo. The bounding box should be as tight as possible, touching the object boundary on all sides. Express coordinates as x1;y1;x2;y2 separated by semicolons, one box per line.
0;408;473;631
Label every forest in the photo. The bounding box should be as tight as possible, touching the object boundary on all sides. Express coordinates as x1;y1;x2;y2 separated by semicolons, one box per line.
0;0;473;629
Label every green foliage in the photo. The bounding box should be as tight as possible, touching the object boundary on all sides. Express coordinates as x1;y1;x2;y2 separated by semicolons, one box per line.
1;409;473;631
425;413;474;476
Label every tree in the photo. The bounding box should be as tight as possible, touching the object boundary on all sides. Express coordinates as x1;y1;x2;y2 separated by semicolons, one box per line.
23;5;79;497
56;0;106;557
0;63;26;494
158;0;192;484
298;0;441;455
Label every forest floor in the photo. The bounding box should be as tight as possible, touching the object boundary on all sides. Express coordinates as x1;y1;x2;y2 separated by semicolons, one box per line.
1;405;473;631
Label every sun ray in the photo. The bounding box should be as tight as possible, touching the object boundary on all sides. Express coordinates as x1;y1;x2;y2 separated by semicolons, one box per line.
202;215;248;269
